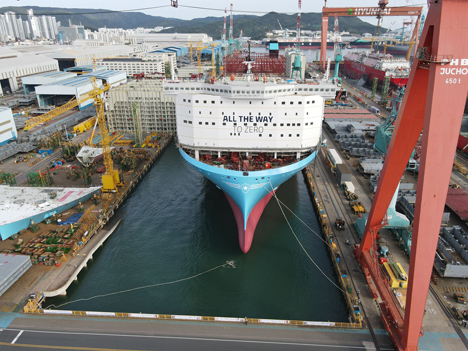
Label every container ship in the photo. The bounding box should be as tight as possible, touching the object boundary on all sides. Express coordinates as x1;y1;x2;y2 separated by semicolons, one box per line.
343;51;410;88
164;77;336;253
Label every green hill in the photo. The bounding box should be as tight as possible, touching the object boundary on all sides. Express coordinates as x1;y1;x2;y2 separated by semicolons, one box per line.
0;6;385;38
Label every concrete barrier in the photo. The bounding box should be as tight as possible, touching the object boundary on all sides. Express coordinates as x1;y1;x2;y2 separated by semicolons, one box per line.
43;219;122;297
26;309;362;329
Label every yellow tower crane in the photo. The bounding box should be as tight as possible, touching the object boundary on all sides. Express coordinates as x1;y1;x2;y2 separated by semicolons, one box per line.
24;77;122;192
196;41;209;74
24;78;108;132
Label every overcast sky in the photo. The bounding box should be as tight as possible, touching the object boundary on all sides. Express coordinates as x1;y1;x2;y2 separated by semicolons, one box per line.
4;0;427;29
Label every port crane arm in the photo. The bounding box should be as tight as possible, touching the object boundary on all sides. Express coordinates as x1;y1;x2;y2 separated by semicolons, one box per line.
24;78;110;131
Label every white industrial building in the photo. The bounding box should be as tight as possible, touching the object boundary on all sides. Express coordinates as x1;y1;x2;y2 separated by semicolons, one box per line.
98;55;176;77
21;71;77;95
128;33;212;47
35;70;127;110
106;80;176;134
0;107;17;147
0;48;59;96
46;45;134;71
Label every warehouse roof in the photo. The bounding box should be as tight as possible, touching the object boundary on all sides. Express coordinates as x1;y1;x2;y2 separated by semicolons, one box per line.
42;75;97;88
82;70;126;79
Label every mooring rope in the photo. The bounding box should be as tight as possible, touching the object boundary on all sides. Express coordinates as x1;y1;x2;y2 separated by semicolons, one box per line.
46;261;234;310
262;178;351;297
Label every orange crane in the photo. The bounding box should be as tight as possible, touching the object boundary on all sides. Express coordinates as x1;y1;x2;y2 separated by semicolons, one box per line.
354;0;468;350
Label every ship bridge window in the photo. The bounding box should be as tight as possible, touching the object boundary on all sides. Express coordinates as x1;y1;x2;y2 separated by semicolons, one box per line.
196;88;200;90
325;89;329;92
216;89;219;92
207;88;211;91
298;88;303;91
320;89;324;92
315;88;319;91
287;89;291;92
191;88;195;90
274;90;278;93
242;91;245;94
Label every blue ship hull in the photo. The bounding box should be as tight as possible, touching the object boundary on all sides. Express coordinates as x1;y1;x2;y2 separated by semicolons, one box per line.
179;148;317;252
0;190;100;240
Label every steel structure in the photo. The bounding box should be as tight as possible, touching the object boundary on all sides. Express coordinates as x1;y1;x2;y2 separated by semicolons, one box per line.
354;1;468;350
223;53;285;75
320;6;423;69
24;77;108;131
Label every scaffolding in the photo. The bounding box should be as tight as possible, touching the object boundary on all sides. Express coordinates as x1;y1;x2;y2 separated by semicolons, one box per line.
131;102;143;146
371;77;378;100
380;76;391;107
223;53;286;75
107;80;176;134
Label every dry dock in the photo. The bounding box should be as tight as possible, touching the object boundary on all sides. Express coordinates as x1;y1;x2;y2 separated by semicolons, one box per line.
0;134;173;312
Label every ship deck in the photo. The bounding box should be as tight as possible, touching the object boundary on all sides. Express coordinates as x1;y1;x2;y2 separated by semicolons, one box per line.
0;186;100;227
182;148;314;172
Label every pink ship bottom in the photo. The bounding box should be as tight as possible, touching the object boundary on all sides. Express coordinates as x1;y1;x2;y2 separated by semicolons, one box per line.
224;191;275;253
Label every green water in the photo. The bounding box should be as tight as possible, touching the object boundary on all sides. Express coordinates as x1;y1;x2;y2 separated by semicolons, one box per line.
48;142;348;322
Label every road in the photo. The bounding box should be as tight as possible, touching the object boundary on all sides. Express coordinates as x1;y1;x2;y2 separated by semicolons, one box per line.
0;314;395;351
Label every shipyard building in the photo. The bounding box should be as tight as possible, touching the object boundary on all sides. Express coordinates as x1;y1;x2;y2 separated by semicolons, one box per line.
106;80;176;134
0;107;17;146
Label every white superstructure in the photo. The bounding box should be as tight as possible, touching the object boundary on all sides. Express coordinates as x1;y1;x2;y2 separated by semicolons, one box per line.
165;80;331;157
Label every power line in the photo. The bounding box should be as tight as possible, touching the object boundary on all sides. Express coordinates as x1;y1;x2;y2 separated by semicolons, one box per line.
1;5;171;17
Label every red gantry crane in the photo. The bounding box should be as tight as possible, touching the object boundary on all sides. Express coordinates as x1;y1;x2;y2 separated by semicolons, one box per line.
320;3;423;69
353;0;468;350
